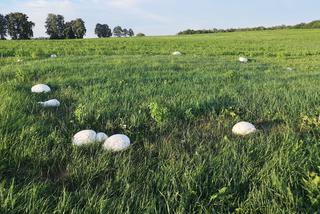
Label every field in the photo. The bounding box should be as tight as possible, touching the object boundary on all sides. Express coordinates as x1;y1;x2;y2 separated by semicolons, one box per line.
1;29;320;213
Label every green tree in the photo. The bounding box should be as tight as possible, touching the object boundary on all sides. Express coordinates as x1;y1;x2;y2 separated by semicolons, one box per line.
95;23;112;38
5;12;34;40
128;28;134;37
72;18;86;39
122;28;128;37
64;21;75;39
0;14;7;39
45;14;65;39
136;33;145;37
113;26;123;37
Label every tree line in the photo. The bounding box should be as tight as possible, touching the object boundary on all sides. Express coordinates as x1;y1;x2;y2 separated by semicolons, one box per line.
177;20;320;35
96;25;134;38
0;13;34;40
0;12;138;40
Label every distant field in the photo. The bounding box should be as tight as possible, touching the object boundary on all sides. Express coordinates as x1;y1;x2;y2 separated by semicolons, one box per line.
1;29;320;213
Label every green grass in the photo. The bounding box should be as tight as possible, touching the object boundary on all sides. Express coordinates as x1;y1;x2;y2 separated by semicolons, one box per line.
1;29;320;213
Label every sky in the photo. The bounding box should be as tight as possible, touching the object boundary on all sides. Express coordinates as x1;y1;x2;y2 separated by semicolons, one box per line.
0;0;319;38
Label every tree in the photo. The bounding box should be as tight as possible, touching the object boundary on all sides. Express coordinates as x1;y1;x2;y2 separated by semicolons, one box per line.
0;14;7;39
64;21;75;39
128;28;134;37
122;28;128;37
95;23;112;38
63;19;86;39
45;14;65;39
72;18;86;39
113;26;123;37
136;33;145;37
5;12;34;40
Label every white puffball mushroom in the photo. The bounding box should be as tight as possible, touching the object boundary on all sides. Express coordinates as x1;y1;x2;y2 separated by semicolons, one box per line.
287;67;293;71
72;130;97;146
172;51;182;56
50;54;57;58
96;132;108;143
31;84;51;93
103;134;130;152
239;57;248;63
232;121;256;136
38;99;60;107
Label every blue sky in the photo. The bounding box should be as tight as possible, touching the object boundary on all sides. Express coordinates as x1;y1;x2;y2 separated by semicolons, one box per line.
0;0;319;38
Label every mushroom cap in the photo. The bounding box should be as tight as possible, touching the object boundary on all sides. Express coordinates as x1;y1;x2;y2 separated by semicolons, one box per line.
38;99;60;107
72;130;97;146
31;84;51;93
172;51;182;56
96;132;108;143
232;121;256;136
239;57;248;63
103;134;130;152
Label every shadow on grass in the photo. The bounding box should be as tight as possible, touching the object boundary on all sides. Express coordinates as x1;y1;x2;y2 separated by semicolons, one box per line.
256;119;285;133
169;95;236;124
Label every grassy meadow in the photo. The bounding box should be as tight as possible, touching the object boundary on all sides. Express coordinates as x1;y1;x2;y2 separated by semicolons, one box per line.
1;29;320;213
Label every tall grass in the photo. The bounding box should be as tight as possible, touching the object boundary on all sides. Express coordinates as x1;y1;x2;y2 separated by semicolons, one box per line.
1;29;320;213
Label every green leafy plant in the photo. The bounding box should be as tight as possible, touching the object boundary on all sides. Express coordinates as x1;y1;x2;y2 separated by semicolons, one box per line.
299;114;320;134
74;103;88;125
303;170;320;210
148;102;169;127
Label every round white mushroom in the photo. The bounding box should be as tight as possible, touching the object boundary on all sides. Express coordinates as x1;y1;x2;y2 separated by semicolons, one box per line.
103;134;130;152
38;99;60;107
72;130;97;146
172;51;182;56
31;84;51;93
50;54;57;58
96;132;108;143
239;57;248;63
232;121;256;136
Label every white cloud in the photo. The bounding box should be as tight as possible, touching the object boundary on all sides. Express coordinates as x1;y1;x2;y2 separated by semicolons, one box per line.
108;0;142;8
23;0;73;9
97;0;168;23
